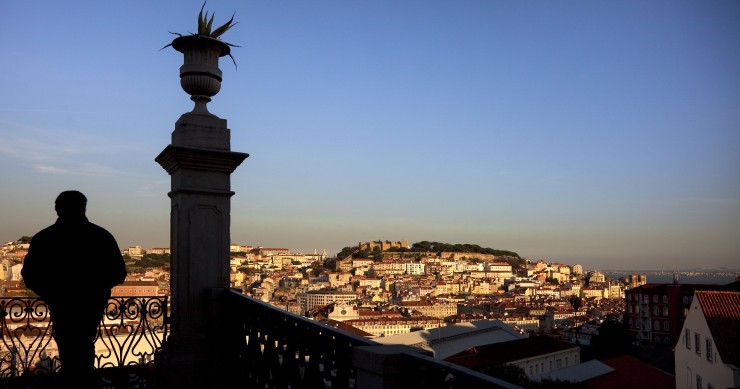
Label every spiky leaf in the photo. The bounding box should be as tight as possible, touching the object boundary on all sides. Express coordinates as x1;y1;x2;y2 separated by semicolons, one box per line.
206;13;215;34
198;2;206;34
210;12;237;38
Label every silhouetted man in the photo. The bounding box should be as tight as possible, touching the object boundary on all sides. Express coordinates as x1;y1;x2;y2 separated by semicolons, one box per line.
22;190;127;388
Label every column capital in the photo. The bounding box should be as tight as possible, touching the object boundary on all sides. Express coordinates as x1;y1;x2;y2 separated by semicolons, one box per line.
156;145;248;175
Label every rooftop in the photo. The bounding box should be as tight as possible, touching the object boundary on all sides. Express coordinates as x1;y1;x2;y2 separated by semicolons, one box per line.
695;290;740;367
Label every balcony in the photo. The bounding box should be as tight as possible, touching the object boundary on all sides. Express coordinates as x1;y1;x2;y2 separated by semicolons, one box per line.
0;291;520;388
0;296;167;388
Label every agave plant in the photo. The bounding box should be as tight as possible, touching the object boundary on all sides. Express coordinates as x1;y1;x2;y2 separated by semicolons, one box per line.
196;1;237;39
162;0;240;67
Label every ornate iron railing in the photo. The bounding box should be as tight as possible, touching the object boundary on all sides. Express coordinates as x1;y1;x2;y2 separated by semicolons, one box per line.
227;289;378;389
226;290;521;389
2;292;520;388
0;296;168;380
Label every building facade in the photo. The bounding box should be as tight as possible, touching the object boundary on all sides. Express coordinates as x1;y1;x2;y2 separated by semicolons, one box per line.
675;290;740;389
624;282;729;346
296;290;358;313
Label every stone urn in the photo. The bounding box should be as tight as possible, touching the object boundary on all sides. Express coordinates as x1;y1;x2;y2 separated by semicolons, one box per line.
171;35;231;115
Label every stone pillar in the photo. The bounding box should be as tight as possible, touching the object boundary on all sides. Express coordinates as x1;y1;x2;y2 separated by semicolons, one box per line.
155;111;248;388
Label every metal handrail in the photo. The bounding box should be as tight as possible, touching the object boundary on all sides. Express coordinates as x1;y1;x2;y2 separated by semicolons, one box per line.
0;296;168;379
226;289;377;388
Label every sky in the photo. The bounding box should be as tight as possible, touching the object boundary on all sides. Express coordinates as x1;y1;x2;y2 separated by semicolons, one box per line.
1;1;739;271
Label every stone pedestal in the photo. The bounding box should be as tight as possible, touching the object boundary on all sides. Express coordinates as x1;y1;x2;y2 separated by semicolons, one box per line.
155;112;247;388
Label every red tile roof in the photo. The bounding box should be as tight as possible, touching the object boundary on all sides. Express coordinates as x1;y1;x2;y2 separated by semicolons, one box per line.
321;319;374;338
444;335;578;368
695;290;740;367
584;354;674;389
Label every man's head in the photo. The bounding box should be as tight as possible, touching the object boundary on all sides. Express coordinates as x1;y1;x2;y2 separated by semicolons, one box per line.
55;190;87;218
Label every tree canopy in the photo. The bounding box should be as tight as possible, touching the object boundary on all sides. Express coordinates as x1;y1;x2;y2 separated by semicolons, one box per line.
337;241;520;260
408;241;520;258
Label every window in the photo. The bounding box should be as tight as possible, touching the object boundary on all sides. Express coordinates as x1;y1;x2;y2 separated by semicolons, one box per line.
685;329;691;349
683;296;689;304
706;339;713;362
556;359;562;368
664;321;669;331
663;295;668;303
654;306;660;316
654;320;660;329
663;307;669;316
695;333;701;355
653;294;659;302
697;374;702;389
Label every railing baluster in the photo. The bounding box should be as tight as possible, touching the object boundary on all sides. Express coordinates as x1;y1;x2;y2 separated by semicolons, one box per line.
226;289;523;389
0;296;168;385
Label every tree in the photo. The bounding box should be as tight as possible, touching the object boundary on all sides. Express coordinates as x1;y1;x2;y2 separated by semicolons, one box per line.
569;295;582;311
18;236;33;244
238;267;259;275
310;261;325;277
591;315;636;358
324;258;336;271
336;246;356;260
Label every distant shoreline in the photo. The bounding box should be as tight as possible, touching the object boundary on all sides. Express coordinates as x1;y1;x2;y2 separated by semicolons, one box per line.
601;269;738;285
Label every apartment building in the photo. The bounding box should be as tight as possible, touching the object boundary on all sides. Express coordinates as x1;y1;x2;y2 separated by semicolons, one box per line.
296;289;357;313
675;290;740;389
446;335;580;380
344;315;443;338
624;281;734;345
112;280;159;297
396;300;458;319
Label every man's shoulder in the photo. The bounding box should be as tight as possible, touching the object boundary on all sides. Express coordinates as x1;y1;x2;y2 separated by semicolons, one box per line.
88;222;116;238
30;224;60;241
88;222;112;232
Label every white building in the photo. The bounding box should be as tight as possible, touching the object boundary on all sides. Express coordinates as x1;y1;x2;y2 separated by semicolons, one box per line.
124;245;144;256
573;264;583;276
10;264;23;281
675;290;740;389
296;290;357;313
403;262;426;275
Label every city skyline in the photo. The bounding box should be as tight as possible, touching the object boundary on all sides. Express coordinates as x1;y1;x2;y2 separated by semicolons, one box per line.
2;1;739;271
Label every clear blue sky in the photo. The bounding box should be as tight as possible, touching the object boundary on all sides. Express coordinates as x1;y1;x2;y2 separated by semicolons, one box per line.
2;1;739;271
